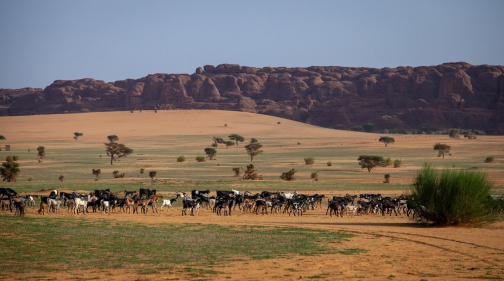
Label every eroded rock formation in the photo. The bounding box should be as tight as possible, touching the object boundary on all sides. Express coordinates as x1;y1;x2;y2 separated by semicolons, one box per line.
1;62;503;134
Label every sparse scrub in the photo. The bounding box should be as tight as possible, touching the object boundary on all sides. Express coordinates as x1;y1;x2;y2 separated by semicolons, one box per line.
449;129;460;139
37;146;45;159
1;156;20;182
113;171;125;178
149;171;157;182
349;125;364;132
280;169;297;181
196;156;206;162
383;174;390;183
484;156;494;163
12;156;19;161
154;107;158;113
311;172;319;181
232;167;241;177
363;123;374;132
0;135;5;140
409;163;497;225
177;156;186;162
243;164;261;180
304;157;315;165
383;129;389;134
464;130;477;139
59;175;64;182
92;169;101;181
385;158;392;166
327;161;332;166
393;159;402;168
139;168;145;177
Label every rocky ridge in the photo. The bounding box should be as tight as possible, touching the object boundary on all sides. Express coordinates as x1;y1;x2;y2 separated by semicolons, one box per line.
1;62;503;134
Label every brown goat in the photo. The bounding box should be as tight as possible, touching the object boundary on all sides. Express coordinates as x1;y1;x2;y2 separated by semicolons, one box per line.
38;201;47;215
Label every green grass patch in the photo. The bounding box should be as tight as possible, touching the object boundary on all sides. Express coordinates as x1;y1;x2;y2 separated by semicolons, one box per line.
0;216;360;275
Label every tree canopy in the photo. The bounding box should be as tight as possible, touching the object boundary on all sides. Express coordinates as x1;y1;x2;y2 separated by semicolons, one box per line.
0;135;5;140
204;148;217;160
74;132;83;141
37;146;45;159
245;142;263;161
229;134;245;145
449;129;460;139
105;142;133;165
107;135;119;143
358;155;385;172
1;156;20;182
378;136;395;147
464;130;477;139
224;141;235;148
434;143;451;158
363;123;375;132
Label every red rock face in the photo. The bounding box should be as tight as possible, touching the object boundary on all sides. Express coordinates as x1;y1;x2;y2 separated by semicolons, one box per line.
2;62;504;134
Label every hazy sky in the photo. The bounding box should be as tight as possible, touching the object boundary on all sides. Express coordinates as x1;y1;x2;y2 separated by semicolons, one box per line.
1;0;503;89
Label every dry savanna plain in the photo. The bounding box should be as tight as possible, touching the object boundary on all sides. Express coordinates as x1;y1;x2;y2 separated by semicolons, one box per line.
1;110;503;281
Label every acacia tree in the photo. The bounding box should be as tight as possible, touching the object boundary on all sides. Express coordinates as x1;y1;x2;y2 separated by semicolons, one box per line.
37;146;45;159
449;129;460;139
250;138;258;143
0;135;5;140
107;135;119;143
74;132;83;141
245;142;263;161
379;136;395;147
0;156;20;182
464;130;477;139
149;171;157;182
224;141;235;148
105;141;133;165
212;137;224;147
434;143;451;158
205;148;217;160
229;134;245;145
92;169;101;181
358;155;385;172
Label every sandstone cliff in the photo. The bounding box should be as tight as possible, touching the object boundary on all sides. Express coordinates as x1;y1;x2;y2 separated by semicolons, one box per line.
1;62;503;134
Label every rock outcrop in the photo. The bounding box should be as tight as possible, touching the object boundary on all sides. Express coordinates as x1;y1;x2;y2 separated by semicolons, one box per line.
1;62;503;134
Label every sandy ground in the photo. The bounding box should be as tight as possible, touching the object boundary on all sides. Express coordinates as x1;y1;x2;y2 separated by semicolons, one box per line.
5;189;504;281
1;111;504;280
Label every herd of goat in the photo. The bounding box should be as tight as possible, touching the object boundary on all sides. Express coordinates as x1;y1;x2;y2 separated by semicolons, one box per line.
0;187;439;218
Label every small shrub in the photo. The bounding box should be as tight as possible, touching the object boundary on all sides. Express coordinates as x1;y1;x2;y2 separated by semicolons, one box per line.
149;171;157;182
311;172;319;181
232;167;241;177
113;171;125;178
243;164;261;180
224;124;227;127
385;158;392;166
196;156;206;162
393;159;402;168
139;168;145;177
92;168;101;181
12;156;19;161
154;107;158;113
217;162;221;166
28;177;32;181
409;163;497;225
277;121;281;124
5;145;10;151
327;161;332;166
349;125;364;132
383;129;389;134
304;157;315;165
58;175;64;182
130;110;134;113
177;156;186;162
280;169;297;181
383;174;390;183
484;156;494;163
363;123;374;132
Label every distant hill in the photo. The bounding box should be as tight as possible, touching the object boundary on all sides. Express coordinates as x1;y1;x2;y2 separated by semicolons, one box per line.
1;62;503;134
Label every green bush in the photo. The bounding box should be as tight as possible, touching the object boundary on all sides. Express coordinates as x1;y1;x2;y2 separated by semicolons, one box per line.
12;156;19;161
383;129;389;134
349;125;364;132
409;163;497;225
304;157;315;165
311;172;319;181
484;156;494;163
385;158;392;166
327;161;332;166
393;159;402;168
196;156;206;162
280;169;297;181
177;156;186;162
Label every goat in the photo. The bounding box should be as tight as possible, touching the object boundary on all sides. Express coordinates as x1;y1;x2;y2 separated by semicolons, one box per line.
74;196;88;215
124;190;137;197
182;199;200;216
215;198;234;216
47;198;62;214
345;205;360;218
13;201;26;217
326;200;344;217
160;199;177;211
254;199;268;215
67;199;76;213
38;201;47;215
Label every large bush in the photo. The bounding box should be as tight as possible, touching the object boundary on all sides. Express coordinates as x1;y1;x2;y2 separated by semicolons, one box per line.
409;164;496;225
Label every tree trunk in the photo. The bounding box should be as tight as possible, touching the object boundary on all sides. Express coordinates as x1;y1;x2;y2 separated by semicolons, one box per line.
110;155;114;165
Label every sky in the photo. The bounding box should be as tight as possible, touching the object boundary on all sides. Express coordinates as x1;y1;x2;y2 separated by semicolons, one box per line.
1;0;503;89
